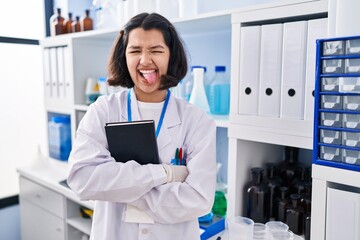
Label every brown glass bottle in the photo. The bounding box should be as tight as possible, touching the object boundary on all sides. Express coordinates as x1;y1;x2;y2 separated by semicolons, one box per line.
82;9;93;31
265;162;283;219
304;214;311;240
54;16;65;35
274;186;289;222
277;146;302;188
245;167;270;223
50;8;65;36
286;194;304;235
64;12;73;34
72;16;81;32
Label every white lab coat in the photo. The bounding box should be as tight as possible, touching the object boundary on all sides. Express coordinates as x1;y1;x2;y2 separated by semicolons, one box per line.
67;88;217;240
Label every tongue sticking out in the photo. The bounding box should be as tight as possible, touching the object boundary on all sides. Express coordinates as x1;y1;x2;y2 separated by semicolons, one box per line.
142;71;157;85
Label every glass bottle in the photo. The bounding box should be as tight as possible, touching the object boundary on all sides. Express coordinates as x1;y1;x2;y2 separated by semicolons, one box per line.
189;67;210;113
64;12;73;34
50;8;64;36
54;16;65;35
208;65;230;115
277;146;302;188
300;182;312;214
72;16;81;32
82;9;93;31
274;186;289;222
286;194;304;235
265;162;283;219
291;166;310;195
245;167;270;223
304;214;311;240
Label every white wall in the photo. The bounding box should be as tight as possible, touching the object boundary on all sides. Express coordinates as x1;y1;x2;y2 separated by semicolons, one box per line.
0;0;46;199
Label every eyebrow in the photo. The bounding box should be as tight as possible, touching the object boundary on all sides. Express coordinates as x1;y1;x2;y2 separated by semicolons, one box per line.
127;45;166;50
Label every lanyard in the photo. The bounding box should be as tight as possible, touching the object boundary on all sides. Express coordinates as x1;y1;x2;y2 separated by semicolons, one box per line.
127;89;170;138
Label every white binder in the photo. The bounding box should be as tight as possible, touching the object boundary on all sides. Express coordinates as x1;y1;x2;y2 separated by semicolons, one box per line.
258;23;283;117
43;48;52;98
49;47;59;98
280;21;308;119
304;18;328;121
238;25;261;115
57;47;65;99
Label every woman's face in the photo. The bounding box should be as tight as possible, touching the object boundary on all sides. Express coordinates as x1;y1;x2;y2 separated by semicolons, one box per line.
126;28;170;102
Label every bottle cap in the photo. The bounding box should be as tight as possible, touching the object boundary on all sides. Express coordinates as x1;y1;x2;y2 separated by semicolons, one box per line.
215;66;226;72
191;66;207;72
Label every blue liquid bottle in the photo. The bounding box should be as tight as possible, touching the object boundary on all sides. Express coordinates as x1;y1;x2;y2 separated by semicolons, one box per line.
208;66;230;115
48;115;72;161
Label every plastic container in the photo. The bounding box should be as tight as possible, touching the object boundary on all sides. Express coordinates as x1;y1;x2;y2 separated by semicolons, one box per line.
208;66;230;115
184;66;208;101
189;67;210;112
48;116;72;161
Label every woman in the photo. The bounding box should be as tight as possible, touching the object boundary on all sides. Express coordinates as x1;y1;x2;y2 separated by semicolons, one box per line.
67;12;217;240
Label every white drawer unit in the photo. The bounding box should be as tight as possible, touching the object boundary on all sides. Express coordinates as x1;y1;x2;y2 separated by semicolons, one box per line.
314;35;360;171
19;176;65;218
20;198;65;240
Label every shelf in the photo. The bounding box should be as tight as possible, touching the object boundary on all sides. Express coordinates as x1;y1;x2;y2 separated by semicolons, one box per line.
229;115;313;149
67;217;92;236
212;115;229;128
74;104;89;112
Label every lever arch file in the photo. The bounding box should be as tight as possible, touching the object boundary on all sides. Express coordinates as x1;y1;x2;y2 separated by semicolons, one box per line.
105;120;160;165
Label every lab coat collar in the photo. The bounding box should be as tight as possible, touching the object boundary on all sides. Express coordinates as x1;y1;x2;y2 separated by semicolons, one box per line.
120;88;181;151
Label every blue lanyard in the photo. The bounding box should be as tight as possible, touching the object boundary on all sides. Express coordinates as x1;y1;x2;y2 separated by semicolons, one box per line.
127;89;170;138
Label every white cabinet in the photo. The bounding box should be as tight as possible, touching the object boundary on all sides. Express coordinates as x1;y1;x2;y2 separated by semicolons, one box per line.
19;176;66;240
227;0;328;217
18;169;94;240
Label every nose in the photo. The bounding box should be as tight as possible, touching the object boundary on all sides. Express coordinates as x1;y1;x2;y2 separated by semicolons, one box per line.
139;52;152;66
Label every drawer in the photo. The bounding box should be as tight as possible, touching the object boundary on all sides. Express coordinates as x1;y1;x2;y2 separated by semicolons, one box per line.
343;95;360;111
320;112;342;128
339;77;360;93
320;129;342;145
345;58;360;73
343;113;360;129
322;40;345;56
342;149;360;165
321;77;339;92
320;146;342;162
322;59;343;74
19;176;65;218
321;95;342;109
346;39;360;55
20;199;65;240
342;131;360;147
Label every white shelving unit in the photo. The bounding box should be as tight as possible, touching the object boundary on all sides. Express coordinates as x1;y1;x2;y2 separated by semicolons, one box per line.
22;1;358;240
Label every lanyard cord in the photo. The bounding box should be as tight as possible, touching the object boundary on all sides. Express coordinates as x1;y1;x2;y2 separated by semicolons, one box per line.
127;89;170;138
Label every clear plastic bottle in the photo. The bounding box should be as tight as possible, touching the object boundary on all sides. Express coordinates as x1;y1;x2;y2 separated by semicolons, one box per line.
48;116;72;161
185;66;208;101
189;67;210;113
208;66;230;115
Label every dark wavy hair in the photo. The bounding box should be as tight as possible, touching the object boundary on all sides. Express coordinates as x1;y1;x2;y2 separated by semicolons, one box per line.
107;12;188;90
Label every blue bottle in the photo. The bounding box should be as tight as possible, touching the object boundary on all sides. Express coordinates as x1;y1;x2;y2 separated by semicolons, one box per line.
48;115;72;161
208;66;230;115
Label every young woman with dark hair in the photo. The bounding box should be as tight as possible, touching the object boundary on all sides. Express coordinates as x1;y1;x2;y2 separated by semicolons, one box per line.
67;12;216;240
